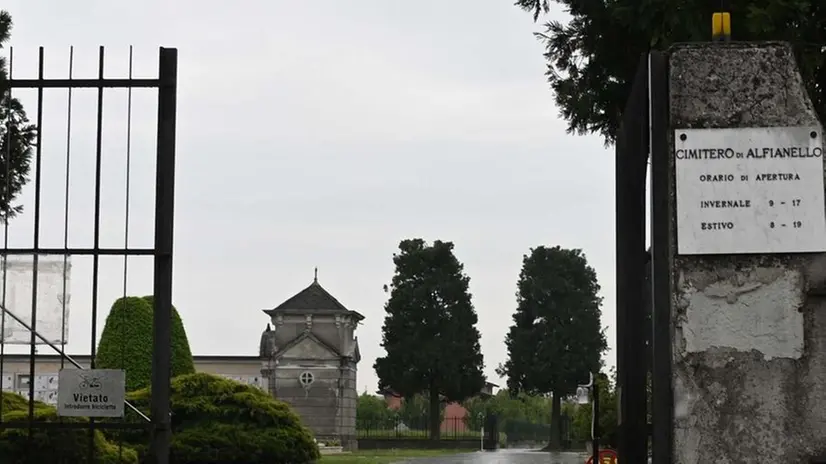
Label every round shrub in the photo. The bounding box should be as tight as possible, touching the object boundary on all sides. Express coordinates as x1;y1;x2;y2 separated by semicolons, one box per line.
0;392;138;464
125;373;320;464
96;296;195;391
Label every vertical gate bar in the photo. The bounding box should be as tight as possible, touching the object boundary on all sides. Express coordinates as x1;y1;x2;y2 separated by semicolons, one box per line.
649;50;673;464
90;45;105;368
632;53;651;462
0;46;13;423
640;51;652;456
616;53;650;464
118;46;136;462
88;44;105;463
60;46;75;371
150;47;178;464
614;94;628;457
27;46;45;447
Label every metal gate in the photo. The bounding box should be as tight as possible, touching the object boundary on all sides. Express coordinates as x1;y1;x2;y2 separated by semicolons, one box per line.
0;46;177;463
614;50;673;463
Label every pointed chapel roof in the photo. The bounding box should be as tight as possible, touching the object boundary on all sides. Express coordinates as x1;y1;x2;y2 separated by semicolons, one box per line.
264;268;364;320
263;272;363;320
270;279;348;311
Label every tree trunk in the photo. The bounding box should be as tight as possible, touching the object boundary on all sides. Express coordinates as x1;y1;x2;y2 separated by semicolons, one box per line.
429;388;441;440
548;393;562;450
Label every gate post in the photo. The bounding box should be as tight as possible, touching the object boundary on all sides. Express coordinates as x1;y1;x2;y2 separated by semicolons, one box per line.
149;47;178;464
658;42;826;462
482;412;498;451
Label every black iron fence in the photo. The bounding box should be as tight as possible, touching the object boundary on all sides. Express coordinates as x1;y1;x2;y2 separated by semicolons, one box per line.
356;414;564;446
357;416;485;440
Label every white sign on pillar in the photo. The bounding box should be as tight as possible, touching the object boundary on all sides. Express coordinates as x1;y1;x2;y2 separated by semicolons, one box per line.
675;126;826;255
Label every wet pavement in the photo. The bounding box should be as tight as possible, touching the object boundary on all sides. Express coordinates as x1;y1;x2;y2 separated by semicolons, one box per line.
398;449;588;464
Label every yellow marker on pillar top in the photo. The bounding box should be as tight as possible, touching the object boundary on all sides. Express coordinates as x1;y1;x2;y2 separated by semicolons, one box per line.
712;12;731;42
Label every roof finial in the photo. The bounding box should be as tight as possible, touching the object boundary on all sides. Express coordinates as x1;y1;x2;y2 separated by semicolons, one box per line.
314;267;318;283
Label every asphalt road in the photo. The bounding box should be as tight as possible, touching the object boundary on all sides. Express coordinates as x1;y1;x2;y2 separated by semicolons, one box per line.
399;449;589;464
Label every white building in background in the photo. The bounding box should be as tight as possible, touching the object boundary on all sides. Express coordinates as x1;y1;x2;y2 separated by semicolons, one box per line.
0;353;266;405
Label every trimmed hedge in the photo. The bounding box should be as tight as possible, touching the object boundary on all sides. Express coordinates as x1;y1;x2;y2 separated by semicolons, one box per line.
96;296;153;391
0;392;138;464
96;296;195;391
141;295;196;379
125;373;320;464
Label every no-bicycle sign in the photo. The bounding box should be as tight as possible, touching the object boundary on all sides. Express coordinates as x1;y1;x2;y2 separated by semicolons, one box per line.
57;369;126;418
585;449;618;464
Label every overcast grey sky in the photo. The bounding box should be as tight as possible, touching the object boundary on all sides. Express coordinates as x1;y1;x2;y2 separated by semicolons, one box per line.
1;0;616;394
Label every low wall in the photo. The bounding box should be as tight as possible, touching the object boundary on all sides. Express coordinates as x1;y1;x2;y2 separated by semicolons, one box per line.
358;438;482;450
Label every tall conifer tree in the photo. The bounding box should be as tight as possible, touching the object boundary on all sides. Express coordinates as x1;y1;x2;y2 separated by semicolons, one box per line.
498;246;607;449
375;239;485;439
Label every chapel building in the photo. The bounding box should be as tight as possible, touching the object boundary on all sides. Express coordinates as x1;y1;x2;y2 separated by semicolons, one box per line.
259;274;363;449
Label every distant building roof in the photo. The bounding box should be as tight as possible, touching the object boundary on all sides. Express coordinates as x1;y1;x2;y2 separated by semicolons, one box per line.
263;274;364;319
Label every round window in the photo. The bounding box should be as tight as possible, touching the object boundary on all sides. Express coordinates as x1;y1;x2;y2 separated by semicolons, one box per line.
299;371;315;387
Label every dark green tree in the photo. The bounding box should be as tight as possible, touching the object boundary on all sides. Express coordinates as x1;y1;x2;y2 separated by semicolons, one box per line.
374;238;486;440
0;11;36;220
513;0;825;144
497;246;607;450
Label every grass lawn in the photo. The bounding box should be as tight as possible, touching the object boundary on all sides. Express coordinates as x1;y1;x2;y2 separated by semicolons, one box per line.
320;449;468;464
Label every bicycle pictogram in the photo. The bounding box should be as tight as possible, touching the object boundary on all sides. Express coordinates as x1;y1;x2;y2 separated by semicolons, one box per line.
77;374;103;390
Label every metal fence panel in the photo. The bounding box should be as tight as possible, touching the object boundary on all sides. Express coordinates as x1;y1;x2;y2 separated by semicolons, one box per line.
0;46;177;464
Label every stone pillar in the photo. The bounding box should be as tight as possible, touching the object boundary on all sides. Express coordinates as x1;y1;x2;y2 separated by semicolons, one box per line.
261;362;276;398
337;359;358;451
667;42;826;462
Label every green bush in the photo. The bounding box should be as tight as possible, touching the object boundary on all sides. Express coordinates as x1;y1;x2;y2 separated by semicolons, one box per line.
0;392;138;464
124;372;319;464
1;390;36;413
96;296;195;391
356;392;395;429
572;372;618;448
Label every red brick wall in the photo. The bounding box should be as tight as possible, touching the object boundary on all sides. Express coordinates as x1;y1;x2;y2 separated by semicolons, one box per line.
442;401;468;432
384;394;402;410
